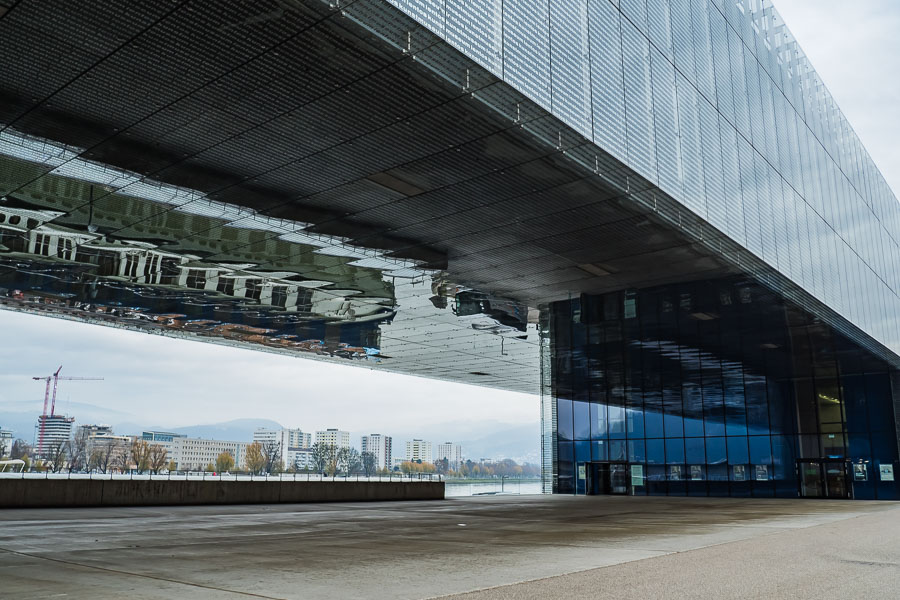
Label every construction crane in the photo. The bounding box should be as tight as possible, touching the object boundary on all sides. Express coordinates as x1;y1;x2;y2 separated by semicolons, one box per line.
33;366;103;454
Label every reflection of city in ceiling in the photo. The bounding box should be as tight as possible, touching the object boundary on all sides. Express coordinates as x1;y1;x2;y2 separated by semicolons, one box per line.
0;129;539;393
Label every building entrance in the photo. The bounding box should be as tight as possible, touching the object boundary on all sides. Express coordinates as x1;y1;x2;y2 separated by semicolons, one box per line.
585;462;629;495
798;460;851;499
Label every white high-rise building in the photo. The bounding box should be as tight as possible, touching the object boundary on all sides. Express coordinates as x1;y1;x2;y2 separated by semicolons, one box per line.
34;415;74;458
405;439;432;464
253;428;312;464
435;442;463;470
361;434;392;471
315;429;350;449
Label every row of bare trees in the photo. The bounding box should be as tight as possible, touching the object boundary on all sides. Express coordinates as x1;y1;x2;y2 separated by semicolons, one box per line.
309;443;377;476
4;433;173;474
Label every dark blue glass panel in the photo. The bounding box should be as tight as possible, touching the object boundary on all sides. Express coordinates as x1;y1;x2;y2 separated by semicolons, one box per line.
558;441;574;494
707;463;729;496
592;440;608;461
745;373;769;434
727;436;749;464
575;440;592;463
646;438;665;464
647;465;667;495
644;409;663;438
748;435;772;464
628;439;646;462
590;402;608;439
685;437;706;464
609;440;627;462
842;374;868;434
865;374;893;433
626;407;645;438
666;438;685;464
771;435;797;497
706;437;726;465
768;380;795;435
557;398;573;441
573;400;591;440
609;404;626;439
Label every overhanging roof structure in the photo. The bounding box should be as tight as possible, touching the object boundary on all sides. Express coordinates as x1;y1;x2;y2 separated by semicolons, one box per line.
0;0;898;393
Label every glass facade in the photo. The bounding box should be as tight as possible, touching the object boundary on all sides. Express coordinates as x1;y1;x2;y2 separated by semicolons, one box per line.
388;0;900;368
547;278;900;499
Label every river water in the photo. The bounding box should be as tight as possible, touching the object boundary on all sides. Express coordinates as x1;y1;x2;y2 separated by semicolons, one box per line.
445;480;543;497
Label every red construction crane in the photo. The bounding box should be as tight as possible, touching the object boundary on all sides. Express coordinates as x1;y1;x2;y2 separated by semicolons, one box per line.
33;366;103;453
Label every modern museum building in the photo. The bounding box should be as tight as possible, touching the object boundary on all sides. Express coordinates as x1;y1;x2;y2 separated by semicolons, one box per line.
0;0;898;499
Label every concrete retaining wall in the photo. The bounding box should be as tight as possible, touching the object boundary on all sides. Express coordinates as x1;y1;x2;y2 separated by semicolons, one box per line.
0;479;445;508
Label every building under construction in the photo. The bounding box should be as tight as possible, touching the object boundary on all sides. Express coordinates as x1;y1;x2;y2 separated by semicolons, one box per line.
33;414;74;459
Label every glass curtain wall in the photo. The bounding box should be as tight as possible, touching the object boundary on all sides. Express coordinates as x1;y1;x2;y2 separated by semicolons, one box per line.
549;277;900;499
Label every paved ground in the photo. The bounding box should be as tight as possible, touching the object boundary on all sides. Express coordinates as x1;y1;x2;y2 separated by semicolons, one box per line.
1;495;898;599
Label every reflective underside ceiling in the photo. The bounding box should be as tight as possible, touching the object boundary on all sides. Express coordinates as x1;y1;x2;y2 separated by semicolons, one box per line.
0;0;765;392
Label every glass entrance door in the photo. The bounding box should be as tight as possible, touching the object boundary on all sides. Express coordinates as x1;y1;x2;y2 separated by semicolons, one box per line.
799;461;823;497
609;463;629;494
798;460;851;498
823;462;849;498
585;462;628;495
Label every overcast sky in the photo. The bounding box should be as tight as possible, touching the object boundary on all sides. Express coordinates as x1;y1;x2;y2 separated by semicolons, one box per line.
0;310;537;435
1;1;898;440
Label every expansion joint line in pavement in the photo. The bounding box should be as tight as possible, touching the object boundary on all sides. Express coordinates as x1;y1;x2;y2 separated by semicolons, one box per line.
0;546;287;599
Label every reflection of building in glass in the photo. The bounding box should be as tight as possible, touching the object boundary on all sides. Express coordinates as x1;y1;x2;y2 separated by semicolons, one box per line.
361;434;393;471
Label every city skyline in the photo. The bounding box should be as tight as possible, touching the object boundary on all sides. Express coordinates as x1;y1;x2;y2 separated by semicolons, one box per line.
0;309;537;441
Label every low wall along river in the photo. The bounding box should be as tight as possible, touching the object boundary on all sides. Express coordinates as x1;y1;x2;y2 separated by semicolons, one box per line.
0;478;444;508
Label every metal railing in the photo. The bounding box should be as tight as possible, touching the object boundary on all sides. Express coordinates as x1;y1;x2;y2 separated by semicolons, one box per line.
0;471;444;482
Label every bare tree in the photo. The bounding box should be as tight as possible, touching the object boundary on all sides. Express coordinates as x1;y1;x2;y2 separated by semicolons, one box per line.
112;440;131;473
68;428;90;472
148;444;168;474
92;440;118;473
337;447;361;475
46;440;69;473
311;442;336;475
261;440;281;474
360;451;377;477
131;439;151;473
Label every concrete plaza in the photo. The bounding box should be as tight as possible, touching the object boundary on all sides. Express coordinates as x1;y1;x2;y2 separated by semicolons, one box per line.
1;495;898;599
